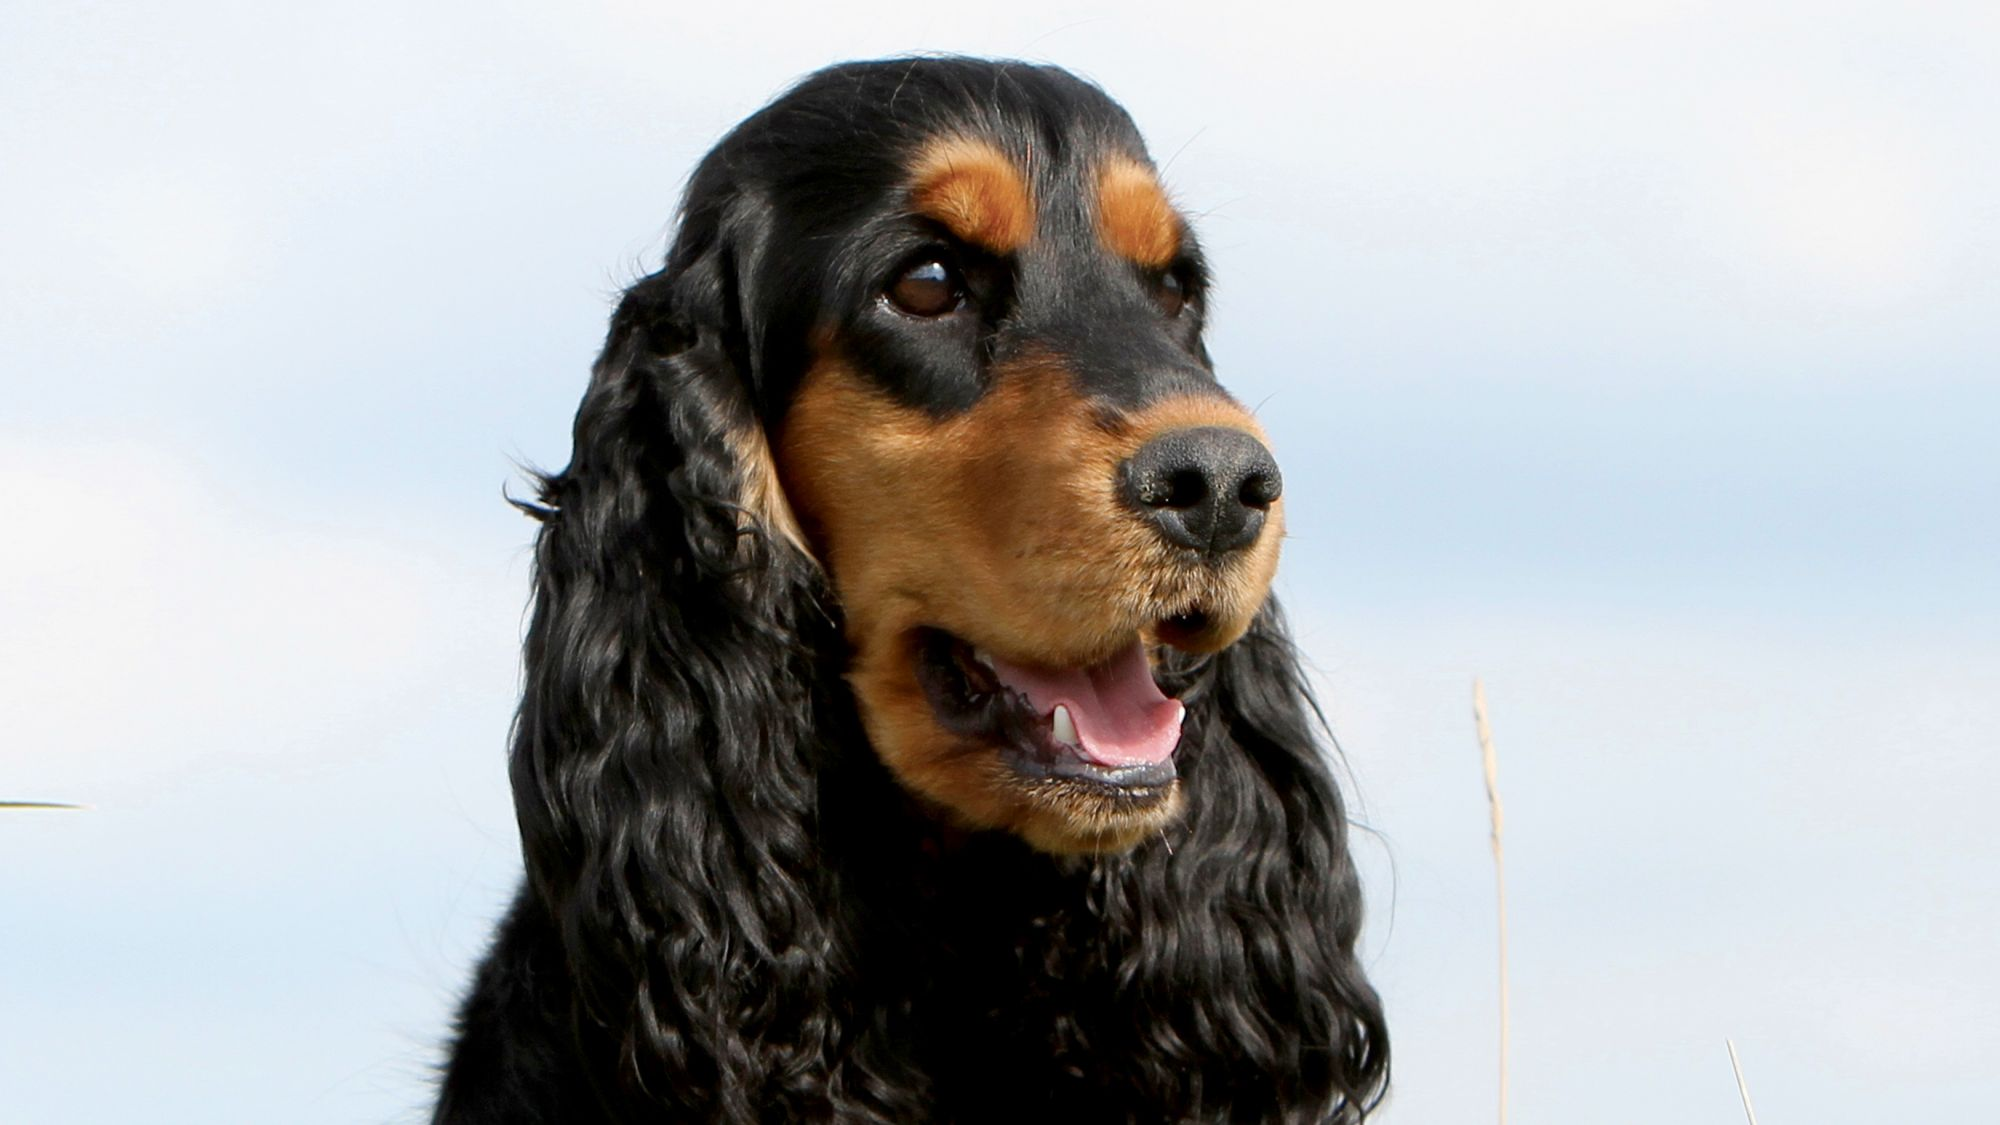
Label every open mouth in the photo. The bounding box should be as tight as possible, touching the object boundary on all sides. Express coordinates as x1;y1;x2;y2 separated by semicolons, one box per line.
913;628;1186;794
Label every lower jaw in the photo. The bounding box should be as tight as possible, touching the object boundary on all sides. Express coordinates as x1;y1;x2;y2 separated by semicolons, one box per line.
912;628;1182;789
883;627;1189;852
1011;779;1186;855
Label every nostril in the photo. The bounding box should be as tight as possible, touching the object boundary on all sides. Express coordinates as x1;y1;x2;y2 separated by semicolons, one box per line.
1238;469;1281;510
1158;468;1208;509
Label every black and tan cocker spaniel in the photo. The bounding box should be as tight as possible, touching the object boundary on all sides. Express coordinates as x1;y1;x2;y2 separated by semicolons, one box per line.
434;56;1387;1124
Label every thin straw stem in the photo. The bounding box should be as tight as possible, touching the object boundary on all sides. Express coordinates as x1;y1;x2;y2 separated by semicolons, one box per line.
1727;1039;1760;1125
1474;679;1509;1125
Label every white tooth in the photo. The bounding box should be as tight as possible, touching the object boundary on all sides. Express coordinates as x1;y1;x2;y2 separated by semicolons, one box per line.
1052;704;1080;747
972;648;996;671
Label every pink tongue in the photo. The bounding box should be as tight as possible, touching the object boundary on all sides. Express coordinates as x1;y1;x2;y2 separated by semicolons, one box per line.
987;640;1185;766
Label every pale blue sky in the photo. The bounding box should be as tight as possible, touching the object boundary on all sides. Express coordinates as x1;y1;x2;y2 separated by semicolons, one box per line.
4;2;1996;1121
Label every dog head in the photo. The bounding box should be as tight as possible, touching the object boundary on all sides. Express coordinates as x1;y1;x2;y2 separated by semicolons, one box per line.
502;58;1387;1118
590;59;1285;854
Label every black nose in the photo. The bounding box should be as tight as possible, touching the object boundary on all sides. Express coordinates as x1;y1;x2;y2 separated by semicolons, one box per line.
1118;426;1282;555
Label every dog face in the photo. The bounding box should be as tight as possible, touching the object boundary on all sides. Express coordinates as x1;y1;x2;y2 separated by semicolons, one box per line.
683;62;1284;854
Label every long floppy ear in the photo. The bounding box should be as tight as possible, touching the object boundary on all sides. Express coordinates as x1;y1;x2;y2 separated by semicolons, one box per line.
507;247;855;1117
1109;597;1390;1122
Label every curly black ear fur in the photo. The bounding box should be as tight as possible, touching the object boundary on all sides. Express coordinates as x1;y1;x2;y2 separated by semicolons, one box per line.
437;242;912;1120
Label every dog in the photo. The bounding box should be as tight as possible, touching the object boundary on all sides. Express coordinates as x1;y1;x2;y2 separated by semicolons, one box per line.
433;56;1387;1123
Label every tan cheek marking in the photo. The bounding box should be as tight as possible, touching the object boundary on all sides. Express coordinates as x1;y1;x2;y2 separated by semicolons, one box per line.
778;357;1162;667
1097;157;1181;268
774;362;1282;853
779;367;1285;668
908;137;1034;254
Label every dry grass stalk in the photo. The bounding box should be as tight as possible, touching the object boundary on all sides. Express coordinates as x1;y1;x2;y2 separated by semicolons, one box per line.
1473;678;1509;1125
1727;1038;1760;1124
0;801;83;810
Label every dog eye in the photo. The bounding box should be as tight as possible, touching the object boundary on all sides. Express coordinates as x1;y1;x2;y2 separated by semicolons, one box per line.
887;259;964;317
1155;270;1187;318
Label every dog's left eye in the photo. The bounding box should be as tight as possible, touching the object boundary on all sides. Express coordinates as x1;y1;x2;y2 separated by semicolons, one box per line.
1155;271;1188;318
887;259;964;317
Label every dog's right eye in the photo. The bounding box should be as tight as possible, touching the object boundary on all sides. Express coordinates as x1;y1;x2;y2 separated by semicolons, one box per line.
886;259;964;317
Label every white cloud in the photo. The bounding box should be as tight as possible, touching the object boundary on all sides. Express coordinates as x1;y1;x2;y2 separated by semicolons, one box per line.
78;162;267;310
0;436;519;802
1689;88;1950;308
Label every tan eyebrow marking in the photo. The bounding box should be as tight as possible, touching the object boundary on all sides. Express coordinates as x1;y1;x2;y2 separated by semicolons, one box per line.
908;137;1035;254
1096;156;1182;268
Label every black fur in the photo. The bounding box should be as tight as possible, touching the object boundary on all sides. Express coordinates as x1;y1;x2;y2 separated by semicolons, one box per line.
435;57;1387;1123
